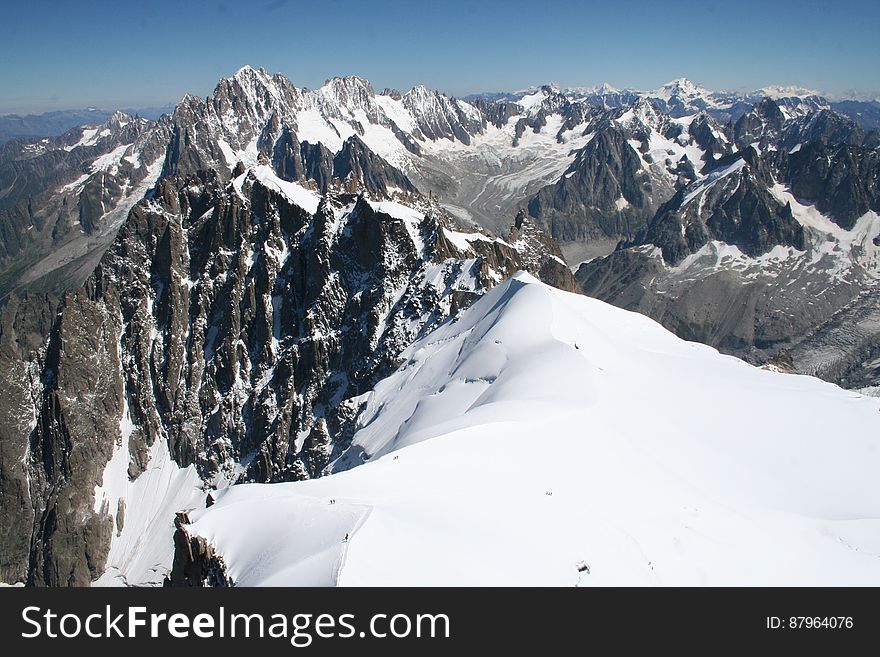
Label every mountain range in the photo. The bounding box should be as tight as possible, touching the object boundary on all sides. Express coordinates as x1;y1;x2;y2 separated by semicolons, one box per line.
0;67;878;586
0;105;175;144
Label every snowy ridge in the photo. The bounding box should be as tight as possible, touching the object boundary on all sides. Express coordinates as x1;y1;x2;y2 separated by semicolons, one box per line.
681;157;747;205
183;274;880;586
182;67;489;179
251;164;321;214
768;184;880;280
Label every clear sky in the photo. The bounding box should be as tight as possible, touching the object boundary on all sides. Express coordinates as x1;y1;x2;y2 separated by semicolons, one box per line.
1;0;878;114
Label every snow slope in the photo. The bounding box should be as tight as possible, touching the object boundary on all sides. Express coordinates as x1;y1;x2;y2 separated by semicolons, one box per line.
183;273;880;586
93;437;205;587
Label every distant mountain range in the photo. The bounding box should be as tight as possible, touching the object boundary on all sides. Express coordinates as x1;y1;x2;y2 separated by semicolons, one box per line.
0;105;175;143
465;78;880;129
4;79;879;147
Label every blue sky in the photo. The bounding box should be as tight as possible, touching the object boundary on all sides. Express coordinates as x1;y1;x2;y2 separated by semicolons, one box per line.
1;0;878;114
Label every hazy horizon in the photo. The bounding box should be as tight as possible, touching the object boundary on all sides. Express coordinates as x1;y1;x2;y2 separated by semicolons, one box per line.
2;0;878;114
3;68;879;118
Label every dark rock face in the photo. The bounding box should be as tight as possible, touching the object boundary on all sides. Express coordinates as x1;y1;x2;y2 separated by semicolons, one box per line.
832;100;880;131
270;131;418;197
573;93;880;383
401;86;485;145
703;175;804;257
28;281;126;586
863;130;880;149
380;89;402;101
506;211;580;293
0;70;463;302
469;99;520;129
780;109;865;151
166;513;230;587
332;136;418;195
521;100;735;247
733;98;786;150
162;96;230;180
780;143;880;230
0;292;56;583
575;105;880;387
643;154;805;265
527;126;653;241
578;253;781;352
688;113;733;167
271;128;333;189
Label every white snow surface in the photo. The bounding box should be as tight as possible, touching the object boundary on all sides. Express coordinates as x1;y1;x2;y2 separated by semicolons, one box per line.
185;273;880;586
64;126;103;151
90;143;132;175
93;437;204;587
682;158;746;205
252;165;321;214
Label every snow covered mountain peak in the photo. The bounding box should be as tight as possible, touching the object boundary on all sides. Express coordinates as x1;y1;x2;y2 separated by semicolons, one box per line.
566;82;622;96
104;109;135;127
222;64;292;103
511;84;568;115
595;82;620;94
648;77;726;116
615;96;665;127
401;85;484;144
403;83;446;106
232;63;261;78
513;83;561;96
317;75;377;103
177;271;880;586
656;77;708;97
